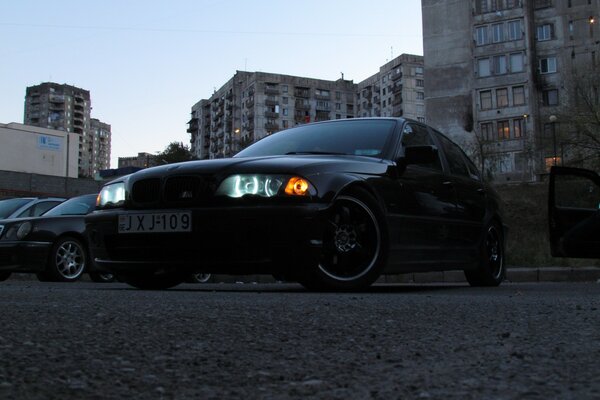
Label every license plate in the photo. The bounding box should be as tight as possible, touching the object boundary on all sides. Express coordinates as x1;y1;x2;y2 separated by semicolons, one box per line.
118;212;192;233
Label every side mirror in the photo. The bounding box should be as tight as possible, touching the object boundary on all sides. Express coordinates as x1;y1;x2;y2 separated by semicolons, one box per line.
402;145;439;165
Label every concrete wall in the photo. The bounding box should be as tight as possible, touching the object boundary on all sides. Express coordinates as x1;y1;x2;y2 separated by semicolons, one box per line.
0;170;102;199
0;123;79;178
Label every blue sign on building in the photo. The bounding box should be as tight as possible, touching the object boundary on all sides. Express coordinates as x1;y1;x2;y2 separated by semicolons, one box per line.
38;135;62;151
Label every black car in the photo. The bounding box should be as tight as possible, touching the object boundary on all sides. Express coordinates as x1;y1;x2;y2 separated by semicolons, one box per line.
0;197;65;220
0;193;113;283
87;118;506;291
549;166;600;258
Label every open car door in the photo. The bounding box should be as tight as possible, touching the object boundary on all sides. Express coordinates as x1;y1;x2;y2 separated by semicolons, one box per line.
549;166;600;258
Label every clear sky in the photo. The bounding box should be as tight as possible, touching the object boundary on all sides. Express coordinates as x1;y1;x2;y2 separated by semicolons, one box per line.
1;0;423;168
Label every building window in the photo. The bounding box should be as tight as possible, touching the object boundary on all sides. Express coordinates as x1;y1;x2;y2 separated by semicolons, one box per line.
536;24;553;41
335;103;341;110
417;117;426;123
496;88;509;108
539;57;557;74
282;97;288;104
282;108;288;116
416;92;425;100
492;23;505;43
335;91;341;100
510;53;524;72
507;20;522;40
478;58;491;77
416;67;424;75
480;90;493;110
494;55;507;75
497;120;510;140
416;79;424;87
513;118;524;138
476;26;489;45
282;85;288;93
481;122;494;141
513;86;526;105
542;89;559;106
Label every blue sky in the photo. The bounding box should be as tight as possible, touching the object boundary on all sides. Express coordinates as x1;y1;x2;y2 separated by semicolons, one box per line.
1;0;423;167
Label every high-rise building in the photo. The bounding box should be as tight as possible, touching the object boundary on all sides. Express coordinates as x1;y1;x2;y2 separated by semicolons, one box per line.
422;0;599;182
188;54;426;160
23;82;111;178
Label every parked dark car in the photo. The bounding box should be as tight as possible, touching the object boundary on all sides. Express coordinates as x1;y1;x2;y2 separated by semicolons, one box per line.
549;166;600;258
0;197;65;220
0;193;113;283
86;118;506;291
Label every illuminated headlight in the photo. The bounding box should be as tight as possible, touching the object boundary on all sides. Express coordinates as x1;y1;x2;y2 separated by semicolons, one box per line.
97;182;126;208
216;175;315;198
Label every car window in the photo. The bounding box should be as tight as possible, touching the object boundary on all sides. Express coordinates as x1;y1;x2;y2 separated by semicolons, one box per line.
16;201;61;218
235;119;396;159
0;198;33;219
554;173;599;209
400;123;443;171
43;195;97;216
436;133;470;178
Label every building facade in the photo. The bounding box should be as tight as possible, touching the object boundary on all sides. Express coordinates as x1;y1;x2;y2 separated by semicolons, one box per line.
0;122;78;178
23;82;111;178
188;55;426;160
118;152;158;169
423;0;599;182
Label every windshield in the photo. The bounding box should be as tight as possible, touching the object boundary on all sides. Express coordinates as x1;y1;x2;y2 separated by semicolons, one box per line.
236;119;397;159
43;195;97;216
0;198;33;219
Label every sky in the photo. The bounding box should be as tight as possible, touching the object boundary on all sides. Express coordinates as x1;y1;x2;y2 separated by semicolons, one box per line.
0;0;423;168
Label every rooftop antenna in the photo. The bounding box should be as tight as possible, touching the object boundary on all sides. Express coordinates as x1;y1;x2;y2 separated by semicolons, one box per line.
341;72;344;80
391;46;394;60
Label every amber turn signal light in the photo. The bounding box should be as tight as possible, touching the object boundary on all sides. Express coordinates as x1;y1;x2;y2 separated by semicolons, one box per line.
285;177;310;196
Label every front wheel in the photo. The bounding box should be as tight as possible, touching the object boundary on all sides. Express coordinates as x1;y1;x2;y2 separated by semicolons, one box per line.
38;236;87;282
465;222;505;286
121;271;186;290
187;273;211;283
300;188;388;291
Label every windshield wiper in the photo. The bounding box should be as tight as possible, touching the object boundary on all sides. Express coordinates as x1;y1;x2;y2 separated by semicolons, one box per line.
285;151;347;155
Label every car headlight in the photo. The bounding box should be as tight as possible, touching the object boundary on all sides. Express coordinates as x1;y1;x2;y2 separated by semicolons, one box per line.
2;221;33;241
215;175;315;198
97;182;126;208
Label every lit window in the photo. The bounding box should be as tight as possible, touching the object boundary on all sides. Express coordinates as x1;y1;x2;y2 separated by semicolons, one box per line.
497;120;510;140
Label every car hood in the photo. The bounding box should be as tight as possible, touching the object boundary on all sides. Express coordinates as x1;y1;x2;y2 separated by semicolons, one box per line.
128;155;392;181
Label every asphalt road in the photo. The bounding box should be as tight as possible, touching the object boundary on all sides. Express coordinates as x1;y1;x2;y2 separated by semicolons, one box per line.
0;280;599;400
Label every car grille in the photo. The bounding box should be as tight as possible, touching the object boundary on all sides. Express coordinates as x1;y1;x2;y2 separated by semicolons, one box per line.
131;176;215;206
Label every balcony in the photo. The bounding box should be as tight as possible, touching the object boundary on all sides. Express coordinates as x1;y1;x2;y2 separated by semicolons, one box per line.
264;86;279;95
49;103;64;111
392;107;403;117
226;91;233;100
392;95;403;106
265;122;279;131
49;94;64;103
294;115;308;123
392;84;403;93
264;111;279;118
315;93;330;101
295;100;310;110
294;88;310;98
391;71;403;81
315;111;330;122
245;99;254;109
265;98;278;107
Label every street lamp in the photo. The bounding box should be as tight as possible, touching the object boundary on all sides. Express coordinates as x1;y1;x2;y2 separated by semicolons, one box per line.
549;115;558;166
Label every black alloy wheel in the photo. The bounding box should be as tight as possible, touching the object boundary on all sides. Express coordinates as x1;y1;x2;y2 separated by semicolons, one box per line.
38;236;87;282
465;222;505;287
187;273;212;283
300;188;388;291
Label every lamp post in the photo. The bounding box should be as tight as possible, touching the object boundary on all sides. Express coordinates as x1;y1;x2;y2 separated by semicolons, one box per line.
549;114;558;166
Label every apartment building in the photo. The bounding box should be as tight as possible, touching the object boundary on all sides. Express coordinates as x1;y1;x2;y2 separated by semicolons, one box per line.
24;82;111;177
188;54;426;159
356;54;426;122
423;0;599;182
118;152;158;169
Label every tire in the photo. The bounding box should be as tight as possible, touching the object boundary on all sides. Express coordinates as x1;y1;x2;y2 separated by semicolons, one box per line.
38;236;87;282
121;271;186;290
299;188;388;291
0;272;11;282
89;272;116;283
187;273;211;283
465;222;505;287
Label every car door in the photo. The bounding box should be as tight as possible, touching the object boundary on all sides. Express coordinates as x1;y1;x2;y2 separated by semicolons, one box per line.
549;166;600;258
386;122;458;267
432;130;486;250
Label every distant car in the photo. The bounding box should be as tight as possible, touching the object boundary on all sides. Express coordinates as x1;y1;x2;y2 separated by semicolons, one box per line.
0;193;113;283
549;166;600;258
87;118;507;291
0;197;65;220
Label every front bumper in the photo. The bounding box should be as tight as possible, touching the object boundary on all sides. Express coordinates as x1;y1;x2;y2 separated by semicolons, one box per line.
86;203;328;275
0;241;52;272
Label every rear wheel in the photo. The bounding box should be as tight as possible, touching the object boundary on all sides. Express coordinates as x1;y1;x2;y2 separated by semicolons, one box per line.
38;236;87;282
300;188;388;291
187;273;211;283
0;272;11;282
465;222;505;287
121;271;186;290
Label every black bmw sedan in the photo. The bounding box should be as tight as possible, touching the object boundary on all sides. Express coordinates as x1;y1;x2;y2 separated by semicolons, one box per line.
87;118;506;291
0;193;112;283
